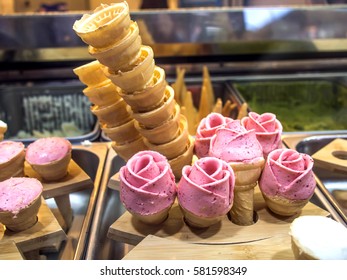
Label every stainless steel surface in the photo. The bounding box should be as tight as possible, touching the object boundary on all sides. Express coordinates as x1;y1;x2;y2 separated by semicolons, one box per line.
85;146;130;260
1;6;347;62
283;133;347;226
43;143;108;260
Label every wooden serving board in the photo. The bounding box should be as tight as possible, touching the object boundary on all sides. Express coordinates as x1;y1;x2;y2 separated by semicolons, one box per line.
0;198;67;254
123;234;294;260
108;172;120;191
25;159;94;229
25;159;94;199
108;186;329;253
312;138;347;173
0;240;24;260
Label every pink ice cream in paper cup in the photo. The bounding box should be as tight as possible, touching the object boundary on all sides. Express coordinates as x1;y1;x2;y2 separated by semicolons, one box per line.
119;150;176;225
241;112;283;158
194;112;233;158
259;148;316;216
209;119;265;226
177;156;235;228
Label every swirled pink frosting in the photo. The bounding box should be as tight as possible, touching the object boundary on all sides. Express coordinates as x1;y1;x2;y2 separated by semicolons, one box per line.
0;141;24;164
0;177;43;215
241;112;283;158
177;157;235;218
209;119;264;164
26;137;71;165
259;148;316;200
194;113;233;158
120;150;176;216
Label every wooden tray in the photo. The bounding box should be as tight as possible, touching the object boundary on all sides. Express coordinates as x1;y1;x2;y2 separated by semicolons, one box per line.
312;138;347;173
0;240;24;260
108;186;328;259
25;159;94;229
0;198;67;254
123;234;294;260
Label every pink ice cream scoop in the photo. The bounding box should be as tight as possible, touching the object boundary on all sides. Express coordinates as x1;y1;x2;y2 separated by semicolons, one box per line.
26;137;72;165
209;119;264;164
177;157;235;218
241;112;283;158
119;150;176;218
0;141;24;164
194;113;233;158
259;148;316;201
0;177;43;215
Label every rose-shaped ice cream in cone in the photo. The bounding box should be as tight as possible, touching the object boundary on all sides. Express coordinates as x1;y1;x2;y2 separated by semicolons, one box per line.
90;21;142;72
111;137;147;162
25;137;72;181
210;120;265;226
241;112;283;159
134;103;180;145
102;45;154;92
259;148;316;216
119;150;176;225
73;2;131;49
101;119;140;144
91;97;131;127
194;113;233;158
73;60;108;87
0;141;25;181
177;157;235;228
144;115;189;160
0;177;43;232
83;79;121;107
119;66;166;112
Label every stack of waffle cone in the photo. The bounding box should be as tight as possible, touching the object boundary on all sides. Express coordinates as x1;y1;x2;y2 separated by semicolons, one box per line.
228;158;265;226
74;59;144;160
73;2;193;173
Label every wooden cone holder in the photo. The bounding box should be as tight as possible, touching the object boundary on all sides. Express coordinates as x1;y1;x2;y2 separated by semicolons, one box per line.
0;198;67;256
108;185;329;259
0;240;24;260
25;159;94;230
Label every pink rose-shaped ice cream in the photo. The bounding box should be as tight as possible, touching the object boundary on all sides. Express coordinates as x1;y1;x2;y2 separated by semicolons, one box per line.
26;137;72;181
177;157;235;228
194;113;233;158
0;141;25;181
119;150;176;225
259;148;316;216
209;120;265;226
0;177;43;232
241;112;283;158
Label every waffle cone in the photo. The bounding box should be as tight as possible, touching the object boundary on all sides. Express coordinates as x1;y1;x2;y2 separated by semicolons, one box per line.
0;195;41;232
131;85;176;128
262;192;310;216
129;206;171;225
89;21;142;71
111;137;147;161
101;119;140;144
134;103;180;145
91;98;131;127
83;80;121;106
229;157;265;186
229;182;257;226
73;60;108;87
180;205;224;228
103;45;154;92
0;150;25;182
30;152;71;182
73;2;131;49
119;66;166;112
144;115;189;160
